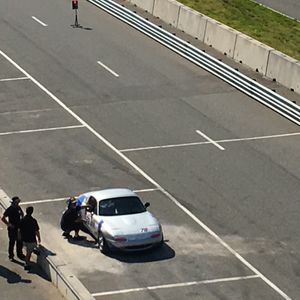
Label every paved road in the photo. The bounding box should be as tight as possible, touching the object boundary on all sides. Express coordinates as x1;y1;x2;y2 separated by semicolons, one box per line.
0;0;300;299
255;0;300;20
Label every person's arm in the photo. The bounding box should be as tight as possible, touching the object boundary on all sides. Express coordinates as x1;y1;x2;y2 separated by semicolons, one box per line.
35;220;41;244
36;230;41;244
1;209;13;228
1;214;8;225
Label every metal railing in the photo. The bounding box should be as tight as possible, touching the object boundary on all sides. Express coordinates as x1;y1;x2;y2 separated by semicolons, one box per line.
88;0;300;126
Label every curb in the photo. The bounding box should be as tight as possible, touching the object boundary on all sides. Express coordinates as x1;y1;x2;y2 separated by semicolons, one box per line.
0;188;95;300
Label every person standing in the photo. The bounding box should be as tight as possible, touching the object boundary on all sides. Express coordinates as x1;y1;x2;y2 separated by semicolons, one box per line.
19;206;41;270
1;196;25;261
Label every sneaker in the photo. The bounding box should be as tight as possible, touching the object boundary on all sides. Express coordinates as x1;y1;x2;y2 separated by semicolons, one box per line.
73;236;85;240
9;257;15;262
17;254;26;261
24;265;31;271
62;232;71;238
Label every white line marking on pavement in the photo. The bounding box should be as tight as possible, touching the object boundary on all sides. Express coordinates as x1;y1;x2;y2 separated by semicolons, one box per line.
0;125;85;136
32;16;48;27
0;49;292;300
20;198;67;205
92;275;260;297
196;130;225;150
134;188;160;193
20;188;159;205
120;132;300;152
97;61;119;77
0;77;29;82
0;108;56;116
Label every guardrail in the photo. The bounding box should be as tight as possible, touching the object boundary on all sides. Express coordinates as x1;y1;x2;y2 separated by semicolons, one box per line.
88;0;300;125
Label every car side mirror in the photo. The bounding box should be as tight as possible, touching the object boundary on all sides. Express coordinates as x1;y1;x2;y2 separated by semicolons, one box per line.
144;202;150;208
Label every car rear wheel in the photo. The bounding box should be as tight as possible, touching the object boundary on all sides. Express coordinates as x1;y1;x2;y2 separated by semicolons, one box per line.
98;233;109;254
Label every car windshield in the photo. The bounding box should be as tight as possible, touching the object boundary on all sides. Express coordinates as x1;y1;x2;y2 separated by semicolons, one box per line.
99;196;146;216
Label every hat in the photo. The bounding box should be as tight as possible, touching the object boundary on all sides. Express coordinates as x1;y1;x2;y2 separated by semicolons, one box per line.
11;196;20;203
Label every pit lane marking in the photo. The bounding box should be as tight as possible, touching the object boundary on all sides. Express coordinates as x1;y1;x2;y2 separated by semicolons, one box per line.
0;125;85;136
20;188;160;205
97;60;119;77
32;16;48;27
0;49;292;300
0;108;57;116
119;131;300;152
92;275;260;297
0;76;29;82
196;130;225;150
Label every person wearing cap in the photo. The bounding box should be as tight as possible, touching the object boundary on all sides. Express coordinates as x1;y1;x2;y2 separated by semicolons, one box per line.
1;196;25;261
60;198;85;240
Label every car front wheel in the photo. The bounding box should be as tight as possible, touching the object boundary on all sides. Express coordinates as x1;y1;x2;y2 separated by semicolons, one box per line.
98;233;109;254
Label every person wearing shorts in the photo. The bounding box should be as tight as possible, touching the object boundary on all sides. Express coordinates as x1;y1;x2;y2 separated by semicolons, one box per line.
19;206;41;270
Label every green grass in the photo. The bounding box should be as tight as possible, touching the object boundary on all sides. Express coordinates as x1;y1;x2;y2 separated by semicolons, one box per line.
177;0;300;60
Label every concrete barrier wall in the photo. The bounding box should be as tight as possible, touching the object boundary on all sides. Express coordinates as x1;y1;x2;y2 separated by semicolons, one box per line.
129;0;300;95
267;50;300;94
129;0;155;13
177;6;207;41
204;19;238;58
153;0;182;28
234;33;274;75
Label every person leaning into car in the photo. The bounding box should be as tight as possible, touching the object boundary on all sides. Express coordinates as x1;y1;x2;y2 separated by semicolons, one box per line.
1;196;25;261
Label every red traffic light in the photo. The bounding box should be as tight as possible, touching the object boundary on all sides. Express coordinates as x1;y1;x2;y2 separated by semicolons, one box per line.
72;0;78;10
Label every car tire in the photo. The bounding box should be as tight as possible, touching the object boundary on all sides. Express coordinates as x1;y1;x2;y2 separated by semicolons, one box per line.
98;233;109;254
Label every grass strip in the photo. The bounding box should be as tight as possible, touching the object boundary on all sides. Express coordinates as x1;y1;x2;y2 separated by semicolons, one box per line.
177;0;300;60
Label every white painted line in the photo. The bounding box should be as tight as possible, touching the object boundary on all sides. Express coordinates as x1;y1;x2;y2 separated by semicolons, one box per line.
120;141;211;152
217;132;300;144
20;197;67;206
0;125;85;137
134;188;160;193
20;188;159;205
120;132;300;152
0;108;56;116
196;130;225;150
92;275;260;297
0;49;291;300
0;76;29;82
32;16;48;27
97;61;119;77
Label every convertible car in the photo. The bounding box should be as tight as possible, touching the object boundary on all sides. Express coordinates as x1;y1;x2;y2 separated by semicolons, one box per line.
77;188;163;253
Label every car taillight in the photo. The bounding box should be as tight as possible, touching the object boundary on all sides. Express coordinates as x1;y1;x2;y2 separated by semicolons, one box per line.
114;236;127;242
151;233;161;238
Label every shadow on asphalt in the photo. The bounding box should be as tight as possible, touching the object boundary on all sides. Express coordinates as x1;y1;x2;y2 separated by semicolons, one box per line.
70;24;93;30
0;265;31;284
68;237;98;249
68;236;175;263
108;242;176;263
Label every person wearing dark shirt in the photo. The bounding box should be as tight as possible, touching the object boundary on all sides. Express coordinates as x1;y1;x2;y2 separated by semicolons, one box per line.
1;196;25;261
19;206;41;270
60;199;85;240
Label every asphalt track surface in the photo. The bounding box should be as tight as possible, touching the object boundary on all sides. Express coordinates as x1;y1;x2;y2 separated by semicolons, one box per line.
0;0;300;299
254;0;300;20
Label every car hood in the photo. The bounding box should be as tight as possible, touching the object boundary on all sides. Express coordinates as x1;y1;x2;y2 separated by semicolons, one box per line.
101;211;160;234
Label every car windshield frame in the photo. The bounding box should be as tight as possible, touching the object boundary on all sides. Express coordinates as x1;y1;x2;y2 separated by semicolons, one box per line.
98;196;146;216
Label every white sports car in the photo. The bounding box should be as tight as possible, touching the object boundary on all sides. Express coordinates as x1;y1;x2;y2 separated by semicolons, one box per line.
77;188;163;253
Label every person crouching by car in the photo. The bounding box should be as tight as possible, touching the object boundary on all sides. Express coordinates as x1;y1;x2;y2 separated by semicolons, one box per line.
19;206;41;271
60;198;85;240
